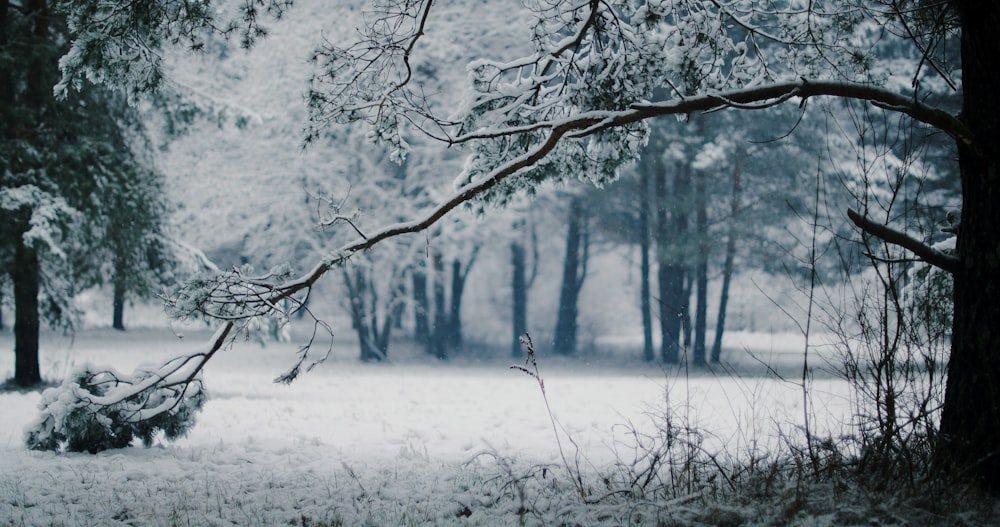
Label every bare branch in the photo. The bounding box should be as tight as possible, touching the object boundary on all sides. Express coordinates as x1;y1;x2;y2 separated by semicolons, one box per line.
847;208;958;274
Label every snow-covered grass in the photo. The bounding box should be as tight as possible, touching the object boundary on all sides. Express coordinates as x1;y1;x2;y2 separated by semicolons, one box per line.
0;326;994;526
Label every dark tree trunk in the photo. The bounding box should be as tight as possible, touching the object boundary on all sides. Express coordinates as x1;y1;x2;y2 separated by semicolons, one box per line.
692;171;709;367
0;0;8;48
639;163;654;362
0;0;10;104
343;267;392;362
412;266;429;347
554;198;587;356
712;156;742;364
8;0;47;387
511;241;528;357
712;234;736;364
344;268;374;361
431;251;448;359
937;0;1000;490
682;273;693;351
13;239;41;386
112;289;125;331
112;280;126;331
655;162;685;364
375;278;405;359
448;258;468;353
25;0;48;104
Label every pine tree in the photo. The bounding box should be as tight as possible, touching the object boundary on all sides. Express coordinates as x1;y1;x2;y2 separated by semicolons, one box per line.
0;0;172;386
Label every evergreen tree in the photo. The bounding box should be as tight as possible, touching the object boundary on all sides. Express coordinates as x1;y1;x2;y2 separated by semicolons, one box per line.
0;0;172;386
100;158;176;331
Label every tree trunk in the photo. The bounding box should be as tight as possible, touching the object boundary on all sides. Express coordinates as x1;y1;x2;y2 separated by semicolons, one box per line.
8;0;47;387
655;162;685;364
712;155;742;364
0;0;11;105
344;268;368;360
449;258;466;353
112;288;125;331
554;198;585;356
682;272;693;351
712;235;736;364
412;266;429;347
431;250;448;359
343;268;378;362
375;278;405;359
692;171;709;367
112;280;126;331
511;241;527;357
13;239;41;386
639;163;654;362
937;0;1000;490
0;0;8;48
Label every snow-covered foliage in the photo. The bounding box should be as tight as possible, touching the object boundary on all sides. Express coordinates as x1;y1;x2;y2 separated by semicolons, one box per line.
0;185;85;331
25;361;206;454
53;0;294;101
0;186;79;262
22;326;236;453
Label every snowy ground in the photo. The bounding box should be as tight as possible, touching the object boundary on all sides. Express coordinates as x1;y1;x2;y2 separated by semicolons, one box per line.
0;325;984;526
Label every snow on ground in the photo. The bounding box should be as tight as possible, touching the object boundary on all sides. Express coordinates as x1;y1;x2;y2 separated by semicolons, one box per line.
2;325;860;526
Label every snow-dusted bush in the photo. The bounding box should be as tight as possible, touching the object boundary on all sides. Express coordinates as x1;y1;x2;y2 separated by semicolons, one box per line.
25;363;205;453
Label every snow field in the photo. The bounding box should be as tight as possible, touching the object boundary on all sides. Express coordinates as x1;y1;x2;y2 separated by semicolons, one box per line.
1;327;856;526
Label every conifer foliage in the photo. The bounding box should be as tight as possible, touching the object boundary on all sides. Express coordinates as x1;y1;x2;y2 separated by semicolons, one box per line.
1;0;174;387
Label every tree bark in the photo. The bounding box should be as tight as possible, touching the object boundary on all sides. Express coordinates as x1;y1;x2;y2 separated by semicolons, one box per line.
682;272;693;351
937;0;1000;490
692;171;709;367
112;257;127;330
655;161;685;364
712;156;742;363
112;285;125;331
448;255;476;353
639;163;654;362
343;268;373;361
511;241;527;357
0;0;8;48
554;198;585;356
431;250;448;359
7;0;47;387
376;278;405;359
412;266;429;347
13;239;41;386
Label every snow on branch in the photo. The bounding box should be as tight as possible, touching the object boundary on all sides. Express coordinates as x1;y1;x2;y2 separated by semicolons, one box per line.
451;79;973;150
54;0;293;100
306;0;440;159
156;77;969;412
847;208;959;274
163;263;301;323
26;325;232;453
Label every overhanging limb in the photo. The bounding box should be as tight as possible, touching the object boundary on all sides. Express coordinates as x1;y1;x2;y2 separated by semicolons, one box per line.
847;208;959;274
